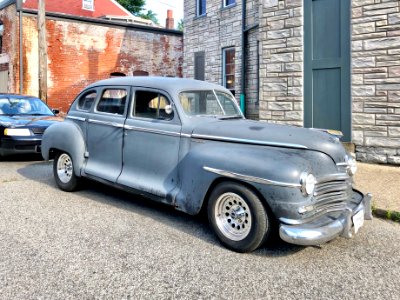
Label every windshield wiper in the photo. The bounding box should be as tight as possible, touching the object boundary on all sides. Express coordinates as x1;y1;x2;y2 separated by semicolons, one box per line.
193;114;220;118
218;115;243;120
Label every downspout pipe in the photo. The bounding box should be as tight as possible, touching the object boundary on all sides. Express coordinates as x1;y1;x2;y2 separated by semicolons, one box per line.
16;0;23;94
240;0;246;115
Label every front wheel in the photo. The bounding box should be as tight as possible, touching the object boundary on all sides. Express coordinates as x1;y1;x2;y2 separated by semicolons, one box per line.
208;182;271;253
53;152;79;192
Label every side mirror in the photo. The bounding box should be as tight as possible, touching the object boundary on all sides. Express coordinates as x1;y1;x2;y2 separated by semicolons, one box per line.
165;105;173;115
52;109;60;115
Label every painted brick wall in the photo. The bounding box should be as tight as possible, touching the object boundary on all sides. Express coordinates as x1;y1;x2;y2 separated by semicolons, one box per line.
0;5;183;114
183;0;259;118
22;15;183;113
351;0;400;164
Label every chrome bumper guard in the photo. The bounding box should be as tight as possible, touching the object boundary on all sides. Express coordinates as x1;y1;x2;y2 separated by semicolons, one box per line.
279;190;373;246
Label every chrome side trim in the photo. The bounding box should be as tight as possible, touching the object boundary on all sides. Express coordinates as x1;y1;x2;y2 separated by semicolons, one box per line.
88;119;124;128
203;166;301;188
191;134;308;149
66;116;85;122
181;133;192;138
124;125;181;137
336;162;348;167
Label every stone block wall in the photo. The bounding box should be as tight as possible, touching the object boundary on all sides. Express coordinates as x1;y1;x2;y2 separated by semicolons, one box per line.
259;0;303;126
183;0;259;118
351;0;400;164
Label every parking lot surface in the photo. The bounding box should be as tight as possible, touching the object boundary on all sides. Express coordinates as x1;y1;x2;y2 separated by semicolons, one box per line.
0;158;399;299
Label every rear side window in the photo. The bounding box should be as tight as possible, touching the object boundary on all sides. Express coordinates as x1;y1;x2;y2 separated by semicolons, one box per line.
96;89;128;115
77;91;97;111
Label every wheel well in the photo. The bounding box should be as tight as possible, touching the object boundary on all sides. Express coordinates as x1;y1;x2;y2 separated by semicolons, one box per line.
200;177;275;219
48;148;61;160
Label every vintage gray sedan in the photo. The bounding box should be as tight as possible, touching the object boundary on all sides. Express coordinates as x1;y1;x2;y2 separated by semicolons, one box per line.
42;77;372;252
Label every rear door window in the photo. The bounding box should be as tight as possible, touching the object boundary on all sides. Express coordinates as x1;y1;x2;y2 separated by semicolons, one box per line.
133;90;173;120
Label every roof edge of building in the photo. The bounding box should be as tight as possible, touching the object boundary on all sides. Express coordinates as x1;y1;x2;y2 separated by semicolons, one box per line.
18;8;183;36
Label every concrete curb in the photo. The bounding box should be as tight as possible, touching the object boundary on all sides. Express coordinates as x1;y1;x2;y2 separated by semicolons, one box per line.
373;208;400;223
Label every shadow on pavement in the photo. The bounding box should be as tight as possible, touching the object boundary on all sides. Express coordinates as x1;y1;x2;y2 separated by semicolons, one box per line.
0;153;44;162
17;161;305;257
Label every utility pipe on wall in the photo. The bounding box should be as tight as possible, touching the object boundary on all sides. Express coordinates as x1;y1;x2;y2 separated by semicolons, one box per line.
240;0;247;115
17;0;23;94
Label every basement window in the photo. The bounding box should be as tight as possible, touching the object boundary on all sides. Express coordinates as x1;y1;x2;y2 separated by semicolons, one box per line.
82;0;94;11
222;47;235;95
223;0;235;7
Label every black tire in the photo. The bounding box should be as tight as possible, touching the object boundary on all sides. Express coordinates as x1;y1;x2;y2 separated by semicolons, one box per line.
207;182;271;253
53;151;79;192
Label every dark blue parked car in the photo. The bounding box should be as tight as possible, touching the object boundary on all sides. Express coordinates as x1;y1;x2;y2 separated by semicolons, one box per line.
0;94;62;157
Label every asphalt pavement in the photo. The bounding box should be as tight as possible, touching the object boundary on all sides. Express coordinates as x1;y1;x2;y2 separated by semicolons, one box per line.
0;158;399;299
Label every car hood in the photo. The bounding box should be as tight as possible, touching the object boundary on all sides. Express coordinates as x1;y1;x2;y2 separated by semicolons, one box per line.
191;119;347;163
0;115;64;128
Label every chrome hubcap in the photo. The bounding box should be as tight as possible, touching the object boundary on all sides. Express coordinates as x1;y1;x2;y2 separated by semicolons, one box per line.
57;153;73;183
214;192;252;241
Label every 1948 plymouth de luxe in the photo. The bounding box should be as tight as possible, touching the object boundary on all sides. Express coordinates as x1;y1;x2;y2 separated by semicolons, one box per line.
42;77;372;252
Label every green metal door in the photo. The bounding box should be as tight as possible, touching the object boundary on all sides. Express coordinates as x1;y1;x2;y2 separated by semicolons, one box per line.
304;0;351;141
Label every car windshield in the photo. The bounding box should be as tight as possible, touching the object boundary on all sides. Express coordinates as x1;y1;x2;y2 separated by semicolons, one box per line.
0;97;53;116
179;90;242;117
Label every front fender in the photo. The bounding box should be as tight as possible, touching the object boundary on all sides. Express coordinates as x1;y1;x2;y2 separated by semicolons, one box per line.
41;120;86;176
175;139;337;217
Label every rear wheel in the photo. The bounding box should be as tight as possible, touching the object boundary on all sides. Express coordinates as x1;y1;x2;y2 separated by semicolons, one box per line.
208;182;271;253
53;152;79;191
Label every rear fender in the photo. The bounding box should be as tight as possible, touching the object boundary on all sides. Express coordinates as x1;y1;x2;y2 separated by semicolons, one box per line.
41;120;86;176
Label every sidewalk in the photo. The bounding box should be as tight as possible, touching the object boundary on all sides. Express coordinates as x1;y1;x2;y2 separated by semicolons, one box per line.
354;162;400;221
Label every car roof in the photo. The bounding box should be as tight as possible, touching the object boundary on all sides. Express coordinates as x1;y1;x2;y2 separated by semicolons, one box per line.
85;76;230;95
0;93;39;99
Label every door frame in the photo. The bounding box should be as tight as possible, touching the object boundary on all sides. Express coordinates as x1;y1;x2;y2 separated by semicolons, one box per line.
303;0;351;142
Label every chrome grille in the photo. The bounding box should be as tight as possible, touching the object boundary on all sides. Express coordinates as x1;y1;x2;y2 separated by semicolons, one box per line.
31;127;46;135
313;175;351;214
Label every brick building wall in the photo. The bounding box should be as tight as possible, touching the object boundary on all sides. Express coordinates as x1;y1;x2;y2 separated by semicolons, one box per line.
0;4;19;93
351;0;400;164
0;4;183;113
183;0;259;119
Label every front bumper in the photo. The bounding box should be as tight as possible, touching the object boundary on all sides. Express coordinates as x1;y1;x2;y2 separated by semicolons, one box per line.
0;137;42;156
279;190;373;246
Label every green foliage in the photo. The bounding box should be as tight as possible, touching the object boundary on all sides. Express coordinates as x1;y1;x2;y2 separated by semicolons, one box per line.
386;210;400;222
138;10;159;25
116;0;160;25
177;19;184;31
116;0;146;15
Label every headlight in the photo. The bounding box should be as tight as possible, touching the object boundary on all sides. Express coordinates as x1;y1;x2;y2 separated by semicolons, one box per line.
4;128;31;136
300;172;316;196
347;156;357;176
